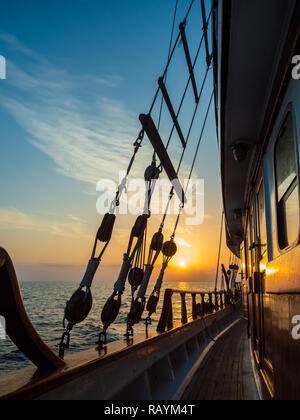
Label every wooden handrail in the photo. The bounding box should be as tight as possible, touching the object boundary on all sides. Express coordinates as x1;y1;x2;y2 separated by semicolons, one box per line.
168;289;225;295
157;288;239;333
0;247;65;370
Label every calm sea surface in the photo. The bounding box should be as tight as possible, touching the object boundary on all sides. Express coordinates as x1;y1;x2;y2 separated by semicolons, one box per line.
0;280;212;374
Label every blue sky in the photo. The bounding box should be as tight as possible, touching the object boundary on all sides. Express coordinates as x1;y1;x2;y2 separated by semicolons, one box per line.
0;0;229;284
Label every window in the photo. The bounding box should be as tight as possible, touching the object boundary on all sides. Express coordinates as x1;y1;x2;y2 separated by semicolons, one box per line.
246;210;255;276
240;242;247;280
275;110;299;250
257;182;267;259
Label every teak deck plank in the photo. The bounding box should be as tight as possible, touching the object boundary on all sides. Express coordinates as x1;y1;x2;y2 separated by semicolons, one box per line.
182;320;260;401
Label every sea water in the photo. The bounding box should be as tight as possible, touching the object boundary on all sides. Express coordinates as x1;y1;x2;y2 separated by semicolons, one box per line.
0;280;212;374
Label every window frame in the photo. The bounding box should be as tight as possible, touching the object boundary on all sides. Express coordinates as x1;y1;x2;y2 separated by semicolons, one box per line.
274;103;300;253
256;177;268;261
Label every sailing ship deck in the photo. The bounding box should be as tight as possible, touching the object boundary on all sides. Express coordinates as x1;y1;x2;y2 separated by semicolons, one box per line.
1;300;252;400
182;319;260;400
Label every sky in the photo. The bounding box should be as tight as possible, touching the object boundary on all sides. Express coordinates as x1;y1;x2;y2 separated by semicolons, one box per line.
0;0;231;286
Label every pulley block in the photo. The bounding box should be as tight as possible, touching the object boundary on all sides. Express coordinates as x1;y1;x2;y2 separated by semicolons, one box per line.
131;215;148;238
128;297;146;323
101;294;122;330
128;267;144;290
144;164;160;182
97;213;116;243
64;289;93;325
162;241;177;258
146;294;159;316
150;231;164;252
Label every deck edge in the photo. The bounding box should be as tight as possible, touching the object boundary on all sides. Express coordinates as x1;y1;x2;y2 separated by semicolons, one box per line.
173;317;242;400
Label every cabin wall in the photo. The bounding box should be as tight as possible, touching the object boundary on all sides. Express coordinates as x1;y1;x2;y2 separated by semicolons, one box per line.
243;72;300;399
264;77;300;270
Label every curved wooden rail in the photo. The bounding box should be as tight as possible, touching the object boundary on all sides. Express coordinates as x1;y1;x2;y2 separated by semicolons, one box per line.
0;247;65;370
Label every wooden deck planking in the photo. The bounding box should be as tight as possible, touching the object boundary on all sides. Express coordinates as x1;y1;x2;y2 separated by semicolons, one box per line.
182;319;260;400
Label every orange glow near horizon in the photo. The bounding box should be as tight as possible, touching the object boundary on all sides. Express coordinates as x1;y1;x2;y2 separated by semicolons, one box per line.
5;211;232;285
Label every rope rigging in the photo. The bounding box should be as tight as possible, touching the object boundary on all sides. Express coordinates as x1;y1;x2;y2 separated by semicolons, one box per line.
124;7;214;333
162;10;212;154
59;129;145;358
144;92;215;323
95;0;208;344
215;210;224;292
157;0;179;131
126;68;213;332
98;156;161;345
58;0;215;357
148;0;196;115
146;8;214;238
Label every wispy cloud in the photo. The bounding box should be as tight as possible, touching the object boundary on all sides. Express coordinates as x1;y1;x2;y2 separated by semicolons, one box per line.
0;34;145;186
176;238;192;248
0;208;92;239
86;74;123;88
0;33;42;59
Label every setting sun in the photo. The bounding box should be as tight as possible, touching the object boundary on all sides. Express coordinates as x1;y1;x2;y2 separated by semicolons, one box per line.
179;261;186;269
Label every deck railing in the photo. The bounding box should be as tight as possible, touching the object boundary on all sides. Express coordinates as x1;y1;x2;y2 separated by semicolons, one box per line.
157;288;241;333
